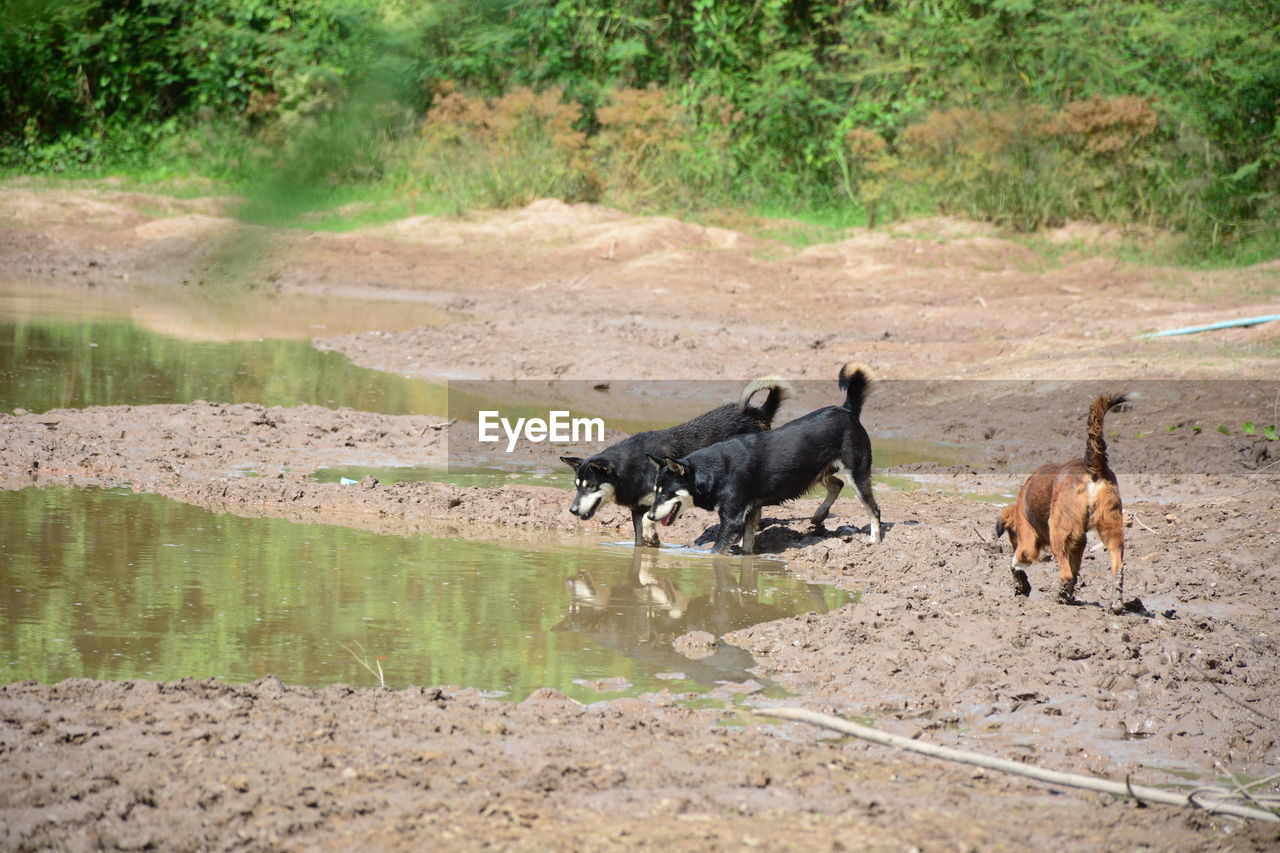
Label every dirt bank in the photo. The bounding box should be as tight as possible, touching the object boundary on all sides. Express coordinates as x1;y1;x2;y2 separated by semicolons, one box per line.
1;185;1278;849
4;678;1278;853
4;184;1279;387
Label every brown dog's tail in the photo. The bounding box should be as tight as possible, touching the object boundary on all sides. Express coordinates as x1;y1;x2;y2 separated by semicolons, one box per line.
739;377;792;428
1085;392;1128;480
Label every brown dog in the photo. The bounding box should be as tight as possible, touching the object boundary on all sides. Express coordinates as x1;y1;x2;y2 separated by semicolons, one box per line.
996;393;1129;613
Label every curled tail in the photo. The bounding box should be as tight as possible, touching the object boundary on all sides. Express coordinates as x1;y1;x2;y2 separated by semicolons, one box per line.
738;377;792;428
1085;392;1128;480
838;362;874;419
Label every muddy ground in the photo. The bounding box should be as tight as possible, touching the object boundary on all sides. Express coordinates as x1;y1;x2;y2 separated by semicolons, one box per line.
1;184;1278;850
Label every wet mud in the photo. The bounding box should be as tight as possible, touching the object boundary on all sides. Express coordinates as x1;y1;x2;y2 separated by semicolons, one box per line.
1;185;1278;849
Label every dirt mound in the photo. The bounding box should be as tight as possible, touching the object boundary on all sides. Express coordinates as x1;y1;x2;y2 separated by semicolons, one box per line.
132;213;237;241
385;198;628;246
0;189;150;228
1043;221;1180;252
574;216;754;257
887;216;1002;240
381;199;757;262
0;187;234;229
796;230;1043;273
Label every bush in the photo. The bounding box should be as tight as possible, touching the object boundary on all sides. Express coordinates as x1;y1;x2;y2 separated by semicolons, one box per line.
3;0;1277;255
889;98;1164;230
404;85;592;212
0;0;380;162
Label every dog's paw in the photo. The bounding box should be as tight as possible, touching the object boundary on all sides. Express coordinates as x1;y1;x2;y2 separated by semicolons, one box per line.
1057;578;1078;605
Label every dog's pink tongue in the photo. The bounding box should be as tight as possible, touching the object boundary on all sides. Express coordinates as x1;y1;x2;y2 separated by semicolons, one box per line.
662;507;677;527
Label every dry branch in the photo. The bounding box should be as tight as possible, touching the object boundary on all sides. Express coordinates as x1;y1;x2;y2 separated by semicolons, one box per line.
767;706;1279;823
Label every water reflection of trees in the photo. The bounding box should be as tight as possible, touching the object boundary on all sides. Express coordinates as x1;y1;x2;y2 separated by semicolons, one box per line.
0;319;446;415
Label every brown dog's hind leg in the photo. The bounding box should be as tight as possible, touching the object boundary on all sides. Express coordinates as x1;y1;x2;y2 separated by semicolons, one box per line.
1052;528;1086;605
1097;517;1126;614
1002;513;1033;597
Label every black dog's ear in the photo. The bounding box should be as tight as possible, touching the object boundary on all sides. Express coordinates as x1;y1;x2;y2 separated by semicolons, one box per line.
560;456;584;471
588;460;612;476
663;457;687;477
645;454;664;469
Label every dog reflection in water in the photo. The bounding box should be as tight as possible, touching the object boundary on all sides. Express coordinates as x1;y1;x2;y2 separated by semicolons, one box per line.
562;558;688;623
553;549;823;652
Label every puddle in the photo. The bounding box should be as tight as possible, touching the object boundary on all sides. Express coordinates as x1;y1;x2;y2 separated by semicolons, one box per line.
0;487;850;701
0;277;459;415
870;437;973;469
875;471;1015;503
0;278;458;342
0;284;973;472
0;318;450;415
1137;764;1270;792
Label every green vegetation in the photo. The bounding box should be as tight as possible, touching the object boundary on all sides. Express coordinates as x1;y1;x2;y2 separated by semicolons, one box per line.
1242;421;1278;440
3;0;1278;259
1153;421;1277;440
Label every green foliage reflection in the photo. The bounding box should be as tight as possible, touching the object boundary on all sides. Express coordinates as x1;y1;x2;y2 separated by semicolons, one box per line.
0;488;850;701
0;319;446;415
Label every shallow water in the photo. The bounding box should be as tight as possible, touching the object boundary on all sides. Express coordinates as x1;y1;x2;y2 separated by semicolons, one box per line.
877;471;1016;503
0;487;850;701
0;279;458;342
1;283;975;474
0;318;449;415
0;318;970;465
0;278;457;414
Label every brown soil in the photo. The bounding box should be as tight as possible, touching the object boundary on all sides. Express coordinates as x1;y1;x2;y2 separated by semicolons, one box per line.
2;184;1278;850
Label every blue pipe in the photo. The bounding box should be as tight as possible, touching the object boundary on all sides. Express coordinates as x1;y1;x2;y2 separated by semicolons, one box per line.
1137;313;1280;339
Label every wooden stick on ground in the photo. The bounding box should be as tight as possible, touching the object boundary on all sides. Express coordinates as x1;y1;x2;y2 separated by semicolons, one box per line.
767;707;1279;823
1131;513;1159;534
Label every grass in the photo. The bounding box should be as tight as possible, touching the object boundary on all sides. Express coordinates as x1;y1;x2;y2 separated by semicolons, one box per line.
706;202;868;250
340;640;387;688
0;171;222;200
290;191;416;232
1009;220;1280;273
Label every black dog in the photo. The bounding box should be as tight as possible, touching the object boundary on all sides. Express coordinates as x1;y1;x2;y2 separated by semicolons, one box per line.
561;378;791;547
646;363;880;554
